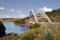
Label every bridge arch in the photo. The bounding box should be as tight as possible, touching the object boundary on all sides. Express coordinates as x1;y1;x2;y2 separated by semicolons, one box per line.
29;9;53;24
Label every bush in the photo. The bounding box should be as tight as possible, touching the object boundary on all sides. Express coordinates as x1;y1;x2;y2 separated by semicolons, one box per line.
44;33;54;40
14;17;30;24
33;23;40;29
15;19;25;24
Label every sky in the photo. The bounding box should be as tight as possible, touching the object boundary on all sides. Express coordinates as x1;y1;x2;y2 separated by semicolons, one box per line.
0;0;60;18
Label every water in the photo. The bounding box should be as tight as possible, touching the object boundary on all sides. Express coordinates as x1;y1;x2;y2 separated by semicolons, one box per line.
3;22;29;34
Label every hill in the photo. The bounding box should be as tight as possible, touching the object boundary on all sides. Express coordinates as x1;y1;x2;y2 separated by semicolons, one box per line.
0;18;21;23
0;24;60;40
46;8;60;22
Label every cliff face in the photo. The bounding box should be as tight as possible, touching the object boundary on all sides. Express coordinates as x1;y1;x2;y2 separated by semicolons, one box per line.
46;9;60;22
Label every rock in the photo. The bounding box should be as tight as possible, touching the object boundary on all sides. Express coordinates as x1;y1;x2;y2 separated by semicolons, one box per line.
0;21;6;37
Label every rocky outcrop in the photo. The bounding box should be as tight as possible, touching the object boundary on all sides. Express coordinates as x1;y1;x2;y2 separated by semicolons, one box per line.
0;21;6;37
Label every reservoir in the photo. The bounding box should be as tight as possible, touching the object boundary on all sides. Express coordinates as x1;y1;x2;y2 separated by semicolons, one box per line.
3;22;29;34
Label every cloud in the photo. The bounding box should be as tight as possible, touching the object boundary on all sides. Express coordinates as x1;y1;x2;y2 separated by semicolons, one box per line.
0;14;27;18
6;9;15;12
20;14;27;18
0;7;27;18
39;7;53;12
16;10;23;13
4;15;14;18
7;9;23;14
0;7;5;10
10;9;14;12
0;14;13;18
16;10;20;12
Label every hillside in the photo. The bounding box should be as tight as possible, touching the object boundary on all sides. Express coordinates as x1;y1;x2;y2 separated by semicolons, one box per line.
0;18;21;23
0;9;60;40
46;9;60;22
0;24;60;40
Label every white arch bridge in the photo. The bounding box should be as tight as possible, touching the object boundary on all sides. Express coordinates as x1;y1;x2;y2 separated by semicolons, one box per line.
29;9;60;26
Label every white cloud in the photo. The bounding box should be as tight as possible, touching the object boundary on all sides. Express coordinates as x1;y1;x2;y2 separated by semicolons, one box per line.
20;14;27;18
0;7;5;10
16;10;20;12
16;10;23;13
4;15;14;18
0;13;27;18
10;9;14;12
0;7;27;18
39;7;53;12
0;14;13;18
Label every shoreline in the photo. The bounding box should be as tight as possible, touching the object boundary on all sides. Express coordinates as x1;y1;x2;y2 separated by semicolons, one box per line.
2;21;33;29
16;24;33;29
15;24;29;27
17;24;26;26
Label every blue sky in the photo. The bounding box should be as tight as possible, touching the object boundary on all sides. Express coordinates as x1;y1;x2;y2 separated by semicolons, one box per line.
0;0;60;18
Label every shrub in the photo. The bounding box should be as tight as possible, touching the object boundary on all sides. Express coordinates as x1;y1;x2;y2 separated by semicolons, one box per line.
33;23;40;29
44;33;54;40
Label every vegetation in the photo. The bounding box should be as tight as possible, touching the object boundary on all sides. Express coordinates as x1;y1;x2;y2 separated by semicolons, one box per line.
46;8;60;22
32;23;40;29
0;9;60;40
14;17;30;24
0;18;21;22
0;24;60;40
14;19;25;24
14;8;60;25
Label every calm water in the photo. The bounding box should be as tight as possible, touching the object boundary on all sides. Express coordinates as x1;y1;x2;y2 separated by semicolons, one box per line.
3;22;29;34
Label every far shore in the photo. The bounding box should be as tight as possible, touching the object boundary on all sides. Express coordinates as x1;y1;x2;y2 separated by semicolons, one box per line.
16;24;33;29
17;24;26;26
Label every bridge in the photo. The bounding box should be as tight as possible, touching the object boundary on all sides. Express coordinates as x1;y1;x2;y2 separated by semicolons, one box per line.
28;9;60;26
29;9;52;23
